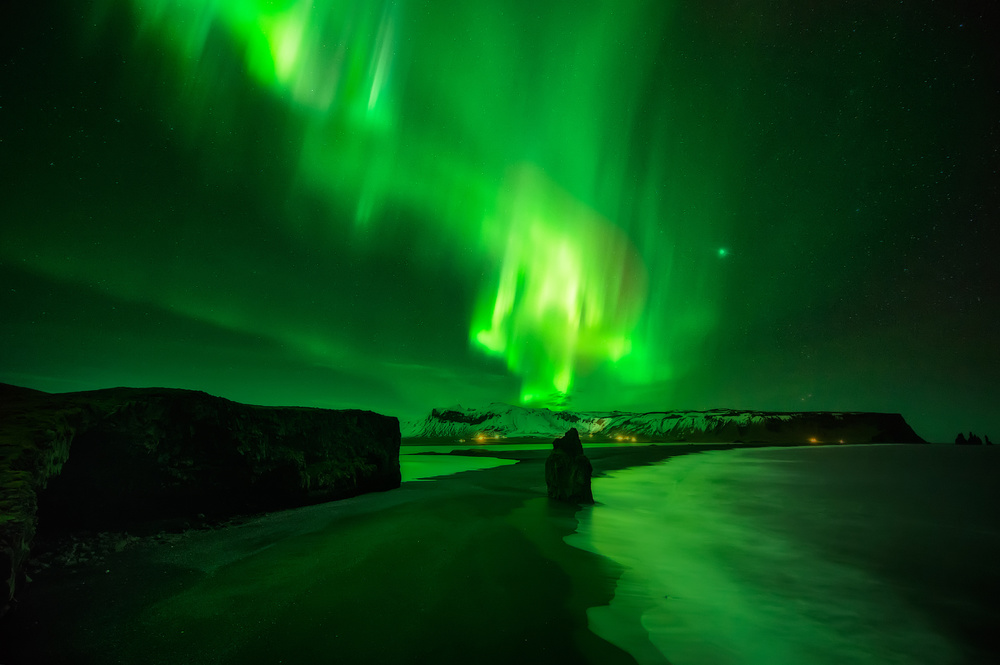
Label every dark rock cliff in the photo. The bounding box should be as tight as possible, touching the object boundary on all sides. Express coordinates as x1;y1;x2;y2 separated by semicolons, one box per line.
0;383;400;615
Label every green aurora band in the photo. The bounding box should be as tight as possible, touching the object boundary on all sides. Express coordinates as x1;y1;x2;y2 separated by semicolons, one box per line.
6;0;994;439
105;0;697;408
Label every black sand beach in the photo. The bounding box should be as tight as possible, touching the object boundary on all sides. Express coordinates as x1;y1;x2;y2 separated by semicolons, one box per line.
4;443;997;665
0;444;726;664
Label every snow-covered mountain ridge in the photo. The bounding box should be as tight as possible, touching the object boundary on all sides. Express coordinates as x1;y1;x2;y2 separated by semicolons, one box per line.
402;403;926;444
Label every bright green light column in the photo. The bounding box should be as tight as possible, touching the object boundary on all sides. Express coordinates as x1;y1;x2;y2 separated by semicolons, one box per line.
471;165;647;407
96;0;721;409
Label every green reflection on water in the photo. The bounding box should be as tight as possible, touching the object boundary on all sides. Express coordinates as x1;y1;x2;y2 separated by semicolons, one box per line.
400;454;517;482
400;442;652;454
566;449;961;665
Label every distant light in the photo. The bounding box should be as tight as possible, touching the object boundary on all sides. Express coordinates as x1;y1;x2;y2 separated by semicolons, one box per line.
717;248;728;258
809;437;819;443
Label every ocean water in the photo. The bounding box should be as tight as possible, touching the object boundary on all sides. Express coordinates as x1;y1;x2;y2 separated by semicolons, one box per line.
399;453;518;481
566;445;1000;665
397;440;647;481
400;442;650;454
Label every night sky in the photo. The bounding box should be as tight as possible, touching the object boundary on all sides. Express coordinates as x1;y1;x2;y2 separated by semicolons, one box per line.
2;1;997;442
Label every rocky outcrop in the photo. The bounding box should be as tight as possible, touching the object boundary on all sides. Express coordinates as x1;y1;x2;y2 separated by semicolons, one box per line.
545;428;594;504
0;383;400;616
405;403;927;444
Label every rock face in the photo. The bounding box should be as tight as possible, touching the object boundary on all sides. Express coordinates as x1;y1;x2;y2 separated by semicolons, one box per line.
545;428;594;504
956;432;986;445
0;383;400;616
405;403;927;444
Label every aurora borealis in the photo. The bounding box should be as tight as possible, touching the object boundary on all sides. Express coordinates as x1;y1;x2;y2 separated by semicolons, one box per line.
2;0;997;441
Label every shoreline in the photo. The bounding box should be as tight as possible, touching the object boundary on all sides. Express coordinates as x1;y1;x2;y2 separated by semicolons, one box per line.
4;442;986;663
0;443;718;664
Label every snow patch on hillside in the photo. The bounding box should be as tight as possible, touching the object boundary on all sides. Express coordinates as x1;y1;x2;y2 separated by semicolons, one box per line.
403;404;799;440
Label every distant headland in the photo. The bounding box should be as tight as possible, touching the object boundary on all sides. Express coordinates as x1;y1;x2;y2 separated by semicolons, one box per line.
403;402;927;444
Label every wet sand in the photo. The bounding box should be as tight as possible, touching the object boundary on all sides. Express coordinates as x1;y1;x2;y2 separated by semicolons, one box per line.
0;444;725;664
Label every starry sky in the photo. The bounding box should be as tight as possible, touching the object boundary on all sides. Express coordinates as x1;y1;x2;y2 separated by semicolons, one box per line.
2;0;997;442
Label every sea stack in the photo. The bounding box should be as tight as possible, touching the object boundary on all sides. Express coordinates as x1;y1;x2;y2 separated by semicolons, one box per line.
545;428;594;503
